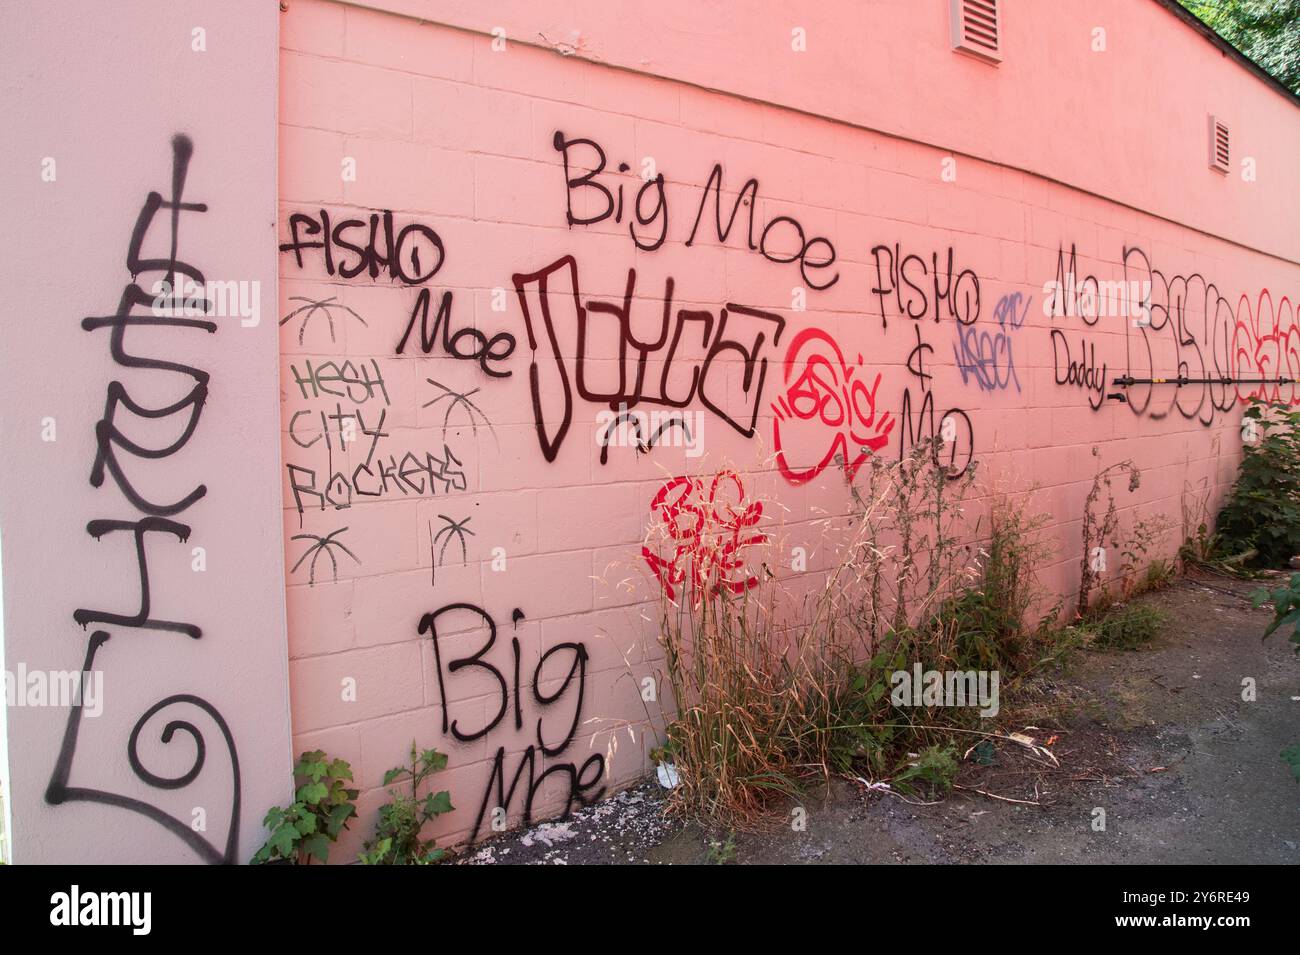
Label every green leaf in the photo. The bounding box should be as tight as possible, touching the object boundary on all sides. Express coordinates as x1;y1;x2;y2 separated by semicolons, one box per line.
326;802;356;837
301;833;331;864
361;837;392;865
382;767;407;786
425;790;454;816
420;749;449;772
295;750;329;782
298;781;329;805
269;823;299;858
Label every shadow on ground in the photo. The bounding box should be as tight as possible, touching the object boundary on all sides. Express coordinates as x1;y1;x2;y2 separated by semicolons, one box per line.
461;575;1300;864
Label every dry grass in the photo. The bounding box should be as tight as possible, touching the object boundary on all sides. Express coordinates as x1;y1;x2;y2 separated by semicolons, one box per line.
645;441;1023;830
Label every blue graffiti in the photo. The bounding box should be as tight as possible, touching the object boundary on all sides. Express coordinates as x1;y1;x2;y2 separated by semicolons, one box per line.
953;292;1030;393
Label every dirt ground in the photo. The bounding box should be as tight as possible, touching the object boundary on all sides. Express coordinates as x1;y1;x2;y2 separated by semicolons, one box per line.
462;574;1300;865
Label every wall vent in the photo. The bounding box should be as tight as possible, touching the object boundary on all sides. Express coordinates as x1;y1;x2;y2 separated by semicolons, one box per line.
950;0;1001;63
1208;116;1230;174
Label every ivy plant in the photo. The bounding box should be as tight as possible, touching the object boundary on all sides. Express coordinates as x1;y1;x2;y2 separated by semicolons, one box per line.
1216;398;1300;567
1252;572;1300;653
251;750;359;864
358;742;454;865
1252;572;1300;783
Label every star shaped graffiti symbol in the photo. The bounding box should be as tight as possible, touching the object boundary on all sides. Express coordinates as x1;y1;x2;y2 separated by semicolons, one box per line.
290;527;361;586
430;514;474;587
422;378;496;441
279;296;368;346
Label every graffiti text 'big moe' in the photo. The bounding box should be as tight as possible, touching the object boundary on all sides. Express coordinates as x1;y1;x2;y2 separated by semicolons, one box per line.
553;131;840;290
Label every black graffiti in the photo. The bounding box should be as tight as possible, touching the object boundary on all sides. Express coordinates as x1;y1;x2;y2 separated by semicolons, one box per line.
1047;242;1104;325
420;604;605;843
596;409;694;465
552;132;838;289
395;286;515;376
46;631;242;865
685;163;757;249
82;137;216;516
686;164;839;290
279;205;516;371
279;208;445;284
900;326;974;476
1051;328;1107;410
429;514;473;587
286;358;468;519
553;131;668;252
51;135;240;864
1115;245;1291;424
286;443;466;517
870;243;980;328
1119;246;1219;422
289;527;360;586
1043;243;1298;425
290;357;389;405
287;379;389;481
74;518;200;640
289;406;387;458
422;378;496;439
512;255;785;462
279;296;368;345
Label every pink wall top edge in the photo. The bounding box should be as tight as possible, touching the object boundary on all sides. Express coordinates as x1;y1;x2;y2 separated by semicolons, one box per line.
348;0;1300;265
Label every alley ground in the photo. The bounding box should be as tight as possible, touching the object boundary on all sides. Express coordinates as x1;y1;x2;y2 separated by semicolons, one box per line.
462;574;1300;864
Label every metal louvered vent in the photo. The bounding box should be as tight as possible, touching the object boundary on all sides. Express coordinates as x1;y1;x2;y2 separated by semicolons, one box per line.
1208;116;1230;174
950;0;1001;63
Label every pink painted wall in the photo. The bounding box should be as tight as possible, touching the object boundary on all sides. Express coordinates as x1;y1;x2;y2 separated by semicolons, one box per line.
13;0;1295;865
275;0;1300;854
0;1;290;863
355;0;1300;264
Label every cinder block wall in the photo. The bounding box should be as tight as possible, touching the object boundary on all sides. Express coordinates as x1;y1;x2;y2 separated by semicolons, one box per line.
1;0;290;864
276;0;1300;853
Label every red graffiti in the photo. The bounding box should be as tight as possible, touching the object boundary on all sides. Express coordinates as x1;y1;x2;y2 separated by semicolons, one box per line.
771;327;895;484
642;471;765;603
1231;290;1300;406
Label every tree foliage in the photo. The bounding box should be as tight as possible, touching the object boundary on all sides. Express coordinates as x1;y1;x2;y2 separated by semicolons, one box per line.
1181;0;1300;94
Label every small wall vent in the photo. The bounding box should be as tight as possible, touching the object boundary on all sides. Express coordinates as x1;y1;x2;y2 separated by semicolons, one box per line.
950;0;1001;63
1208;116;1230;174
